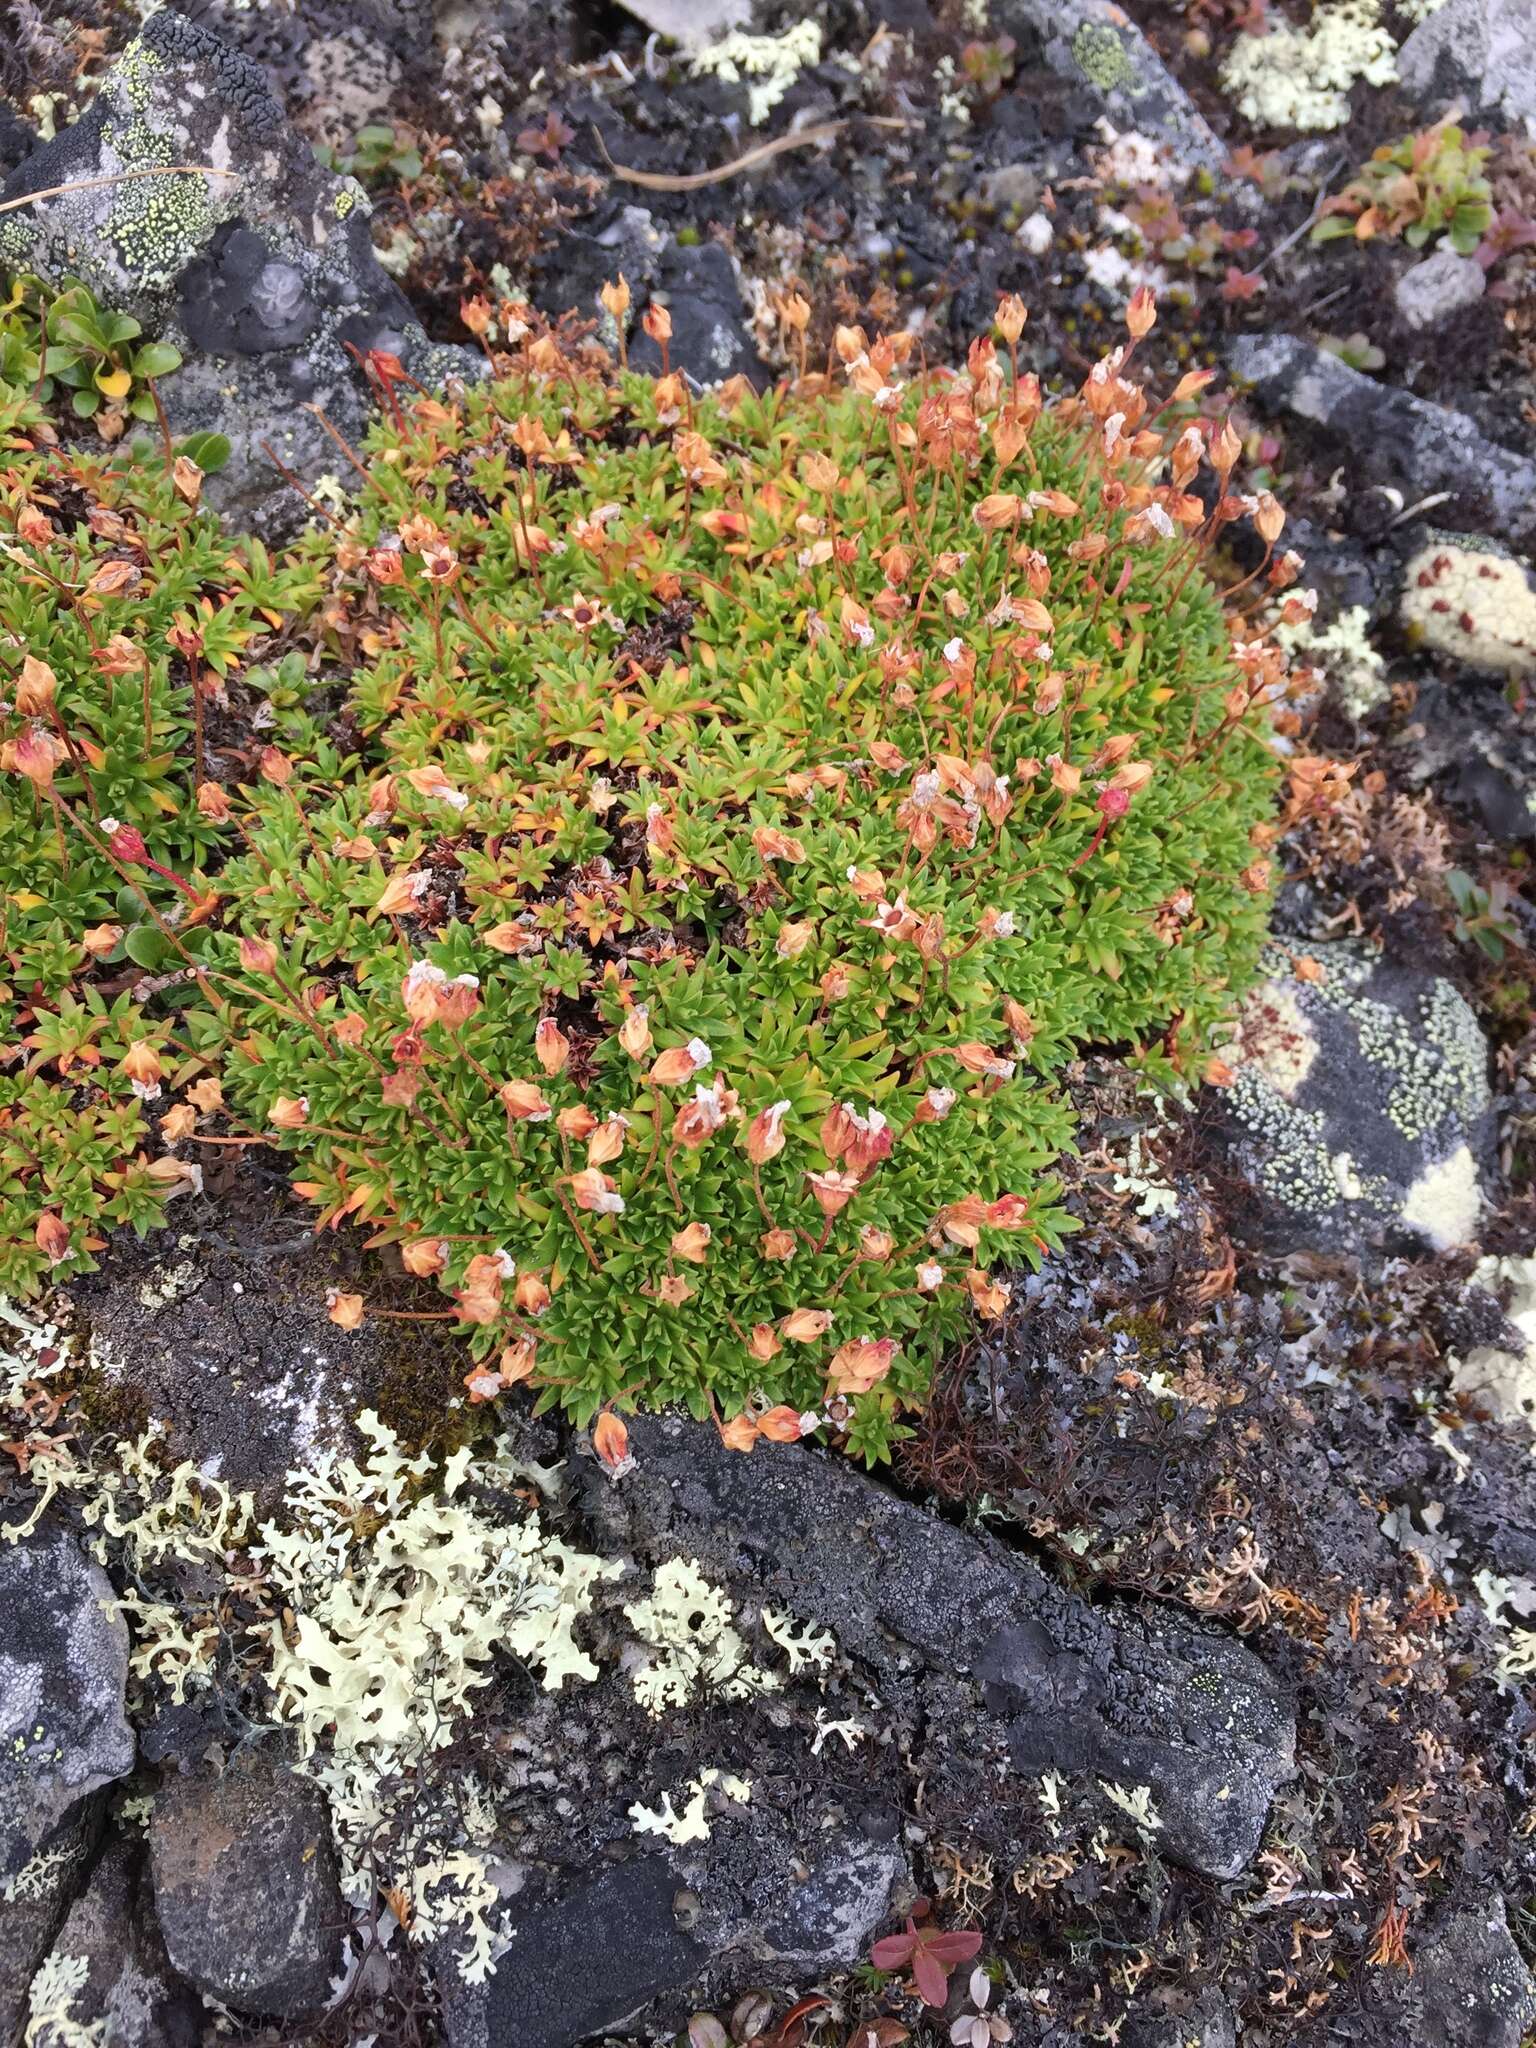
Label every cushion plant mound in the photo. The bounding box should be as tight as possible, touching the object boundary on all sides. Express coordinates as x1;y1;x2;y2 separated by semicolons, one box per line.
1;295;1292;1460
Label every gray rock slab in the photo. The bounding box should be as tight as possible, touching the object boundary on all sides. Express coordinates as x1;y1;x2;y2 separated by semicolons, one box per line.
0;7;476;537
1231;334;1536;541
0;1523;133;1879
148;1754;343;2019
586;1413;1295;1882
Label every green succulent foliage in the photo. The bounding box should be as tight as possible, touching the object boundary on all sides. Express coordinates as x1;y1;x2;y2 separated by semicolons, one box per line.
0;988;176;1293
0;329;1280;1457
1312;121;1494;257
1;275;183;422
0;443;321;995
201;361;1278;1456
316;124;424;187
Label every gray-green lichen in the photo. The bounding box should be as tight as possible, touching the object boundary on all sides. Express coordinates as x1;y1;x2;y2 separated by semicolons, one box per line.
1072;22;1141;95
1223;948;1488;1250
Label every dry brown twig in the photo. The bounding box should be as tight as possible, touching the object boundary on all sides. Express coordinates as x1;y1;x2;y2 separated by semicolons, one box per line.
593;117;910;193
0;165;237;219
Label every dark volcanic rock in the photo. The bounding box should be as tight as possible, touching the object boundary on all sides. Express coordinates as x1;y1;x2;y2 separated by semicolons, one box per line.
1395;673;1536;843
1230;334;1536;542
438;1857;705;2048
0;1522;134;1879
1213;943;1493;1257
1387;1894;1536;2046
628;238;767;387
148;1753;343;2019
1124;1984;1237;2048
0;1806;103;2046
0;8;475;537
40;1836;202;2048
538;207;766;389
585;1413;1296;1882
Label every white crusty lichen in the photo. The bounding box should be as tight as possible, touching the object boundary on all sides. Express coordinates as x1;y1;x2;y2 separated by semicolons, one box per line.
1400;539;1536;677
623;1558;782;1715
690;22;822;124
629;1767;752;1846
1450;1254;1536;1435
1275;604;1390;719
1221;0;1397;131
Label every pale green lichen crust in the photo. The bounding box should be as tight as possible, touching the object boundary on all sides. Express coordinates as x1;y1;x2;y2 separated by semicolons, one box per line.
1224;948;1488;1249
1072;22;1142;96
1;1307;848;1994
1401;537;1536;676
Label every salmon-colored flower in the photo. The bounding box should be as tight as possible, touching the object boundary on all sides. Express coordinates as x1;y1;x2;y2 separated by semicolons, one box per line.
35;1213;70;1265
570;1167;625;1214
806;1168;860;1217
719;1412;760;1452
671;1221;712;1263
515;1271;552;1317
618;1005;653;1059
675;1078;737;1149
535;1018;570;1076
781;1307;833;1343
756;1406;803;1442
327;1290;365;1330
587;1115;629;1165
593;1410;630;1471
268;1095;309;1130
121;1041;163;1099
400;1237;447;1277
827;1336;896;1395
649;1038;711;1086
500;1078;552;1122
456;1252;509;1323
744;1099;793;1164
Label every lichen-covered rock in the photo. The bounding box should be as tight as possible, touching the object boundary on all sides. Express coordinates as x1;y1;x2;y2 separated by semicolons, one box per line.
0;1523;134;1879
1397;0;1536;138
0;8;475;536
148;1753;343;2019
585;1413;1295;1883
1124;1985;1237;2048
0;1807;103;2046
437;1857;706;2048
1214;944;1492;1256
1394;672;1536;841
33;1836;202;2048
1394;249;1487;331
990;0;1226;170
1401;534;1536;675
1230;333;1536;541
1388;1894;1536;2046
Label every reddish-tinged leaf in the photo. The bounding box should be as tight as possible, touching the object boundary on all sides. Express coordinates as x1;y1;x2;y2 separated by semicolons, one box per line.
912;1948;948;2007
923;1931;984;1965
870;1933;917;1971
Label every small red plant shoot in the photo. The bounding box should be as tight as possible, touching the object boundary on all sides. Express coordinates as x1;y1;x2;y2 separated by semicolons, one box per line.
870;1901;984;2007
